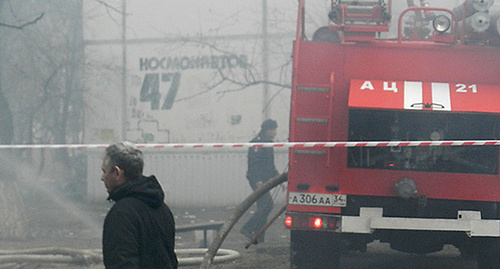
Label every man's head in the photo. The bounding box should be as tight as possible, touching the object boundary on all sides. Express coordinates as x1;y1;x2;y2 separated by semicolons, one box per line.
101;142;144;193
260;119;278;140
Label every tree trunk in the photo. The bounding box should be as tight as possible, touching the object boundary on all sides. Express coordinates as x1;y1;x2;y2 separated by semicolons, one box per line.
0;59;26;240
0;180;29;240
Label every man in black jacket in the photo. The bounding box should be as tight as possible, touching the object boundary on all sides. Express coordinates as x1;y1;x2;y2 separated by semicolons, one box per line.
101;142;178;269
240;119;279;243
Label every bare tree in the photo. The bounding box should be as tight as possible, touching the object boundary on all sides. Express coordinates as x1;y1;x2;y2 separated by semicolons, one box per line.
0;0;85;239
3;0;86;175
0;0;42;240
175;37;292;108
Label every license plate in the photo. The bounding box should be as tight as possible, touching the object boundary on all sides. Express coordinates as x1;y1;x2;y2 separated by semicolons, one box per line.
288;192;347;207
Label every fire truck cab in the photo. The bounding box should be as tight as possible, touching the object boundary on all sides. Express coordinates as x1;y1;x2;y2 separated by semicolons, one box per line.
285;0;500;268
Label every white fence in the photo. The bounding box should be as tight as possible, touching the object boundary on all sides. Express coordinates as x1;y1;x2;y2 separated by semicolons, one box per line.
87;148;289;208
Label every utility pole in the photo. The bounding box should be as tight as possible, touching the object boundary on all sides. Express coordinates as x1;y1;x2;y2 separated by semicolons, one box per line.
262;0;270;120
121;0;128;140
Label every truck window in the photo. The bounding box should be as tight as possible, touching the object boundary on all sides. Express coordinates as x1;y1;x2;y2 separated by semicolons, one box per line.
347;109;499;174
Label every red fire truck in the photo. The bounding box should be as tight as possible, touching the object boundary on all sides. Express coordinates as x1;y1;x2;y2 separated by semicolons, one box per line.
285;0;500;268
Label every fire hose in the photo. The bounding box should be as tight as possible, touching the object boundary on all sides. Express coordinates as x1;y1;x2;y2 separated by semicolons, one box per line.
0;247;102;266
0;247;241;267
200;172;288;269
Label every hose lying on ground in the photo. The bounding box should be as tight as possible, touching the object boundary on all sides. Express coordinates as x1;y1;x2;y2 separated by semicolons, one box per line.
0;247;240;267
176;248;240;266
200;172;288;269
0;247;102;265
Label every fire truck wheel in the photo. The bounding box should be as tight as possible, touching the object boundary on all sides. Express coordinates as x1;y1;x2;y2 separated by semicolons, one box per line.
476;237;500;269
290;230;341;269
312;26;340;43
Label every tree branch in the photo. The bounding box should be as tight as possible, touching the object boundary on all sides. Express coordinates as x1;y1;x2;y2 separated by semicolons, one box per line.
94;0;123;14
172;37;291;102
0;13;44;29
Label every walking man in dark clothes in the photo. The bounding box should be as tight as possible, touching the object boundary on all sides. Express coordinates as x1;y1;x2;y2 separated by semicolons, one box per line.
240;119;279;243
101;142;178;269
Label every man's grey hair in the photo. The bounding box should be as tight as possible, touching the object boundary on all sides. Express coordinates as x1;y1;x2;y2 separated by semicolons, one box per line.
103;141;144;180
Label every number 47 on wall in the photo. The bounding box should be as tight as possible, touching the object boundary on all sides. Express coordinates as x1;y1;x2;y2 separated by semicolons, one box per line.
140;72;181;110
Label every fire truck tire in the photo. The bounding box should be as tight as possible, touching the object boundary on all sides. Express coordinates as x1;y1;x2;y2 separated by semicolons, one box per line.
290;230;341;269
476;237;500;269
312;26;340;43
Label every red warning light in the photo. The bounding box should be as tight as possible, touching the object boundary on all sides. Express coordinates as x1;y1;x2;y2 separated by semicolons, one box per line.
313;217;323;229
285;216;293;227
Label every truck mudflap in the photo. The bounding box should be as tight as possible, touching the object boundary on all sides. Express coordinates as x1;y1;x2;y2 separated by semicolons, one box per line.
341;207;500;237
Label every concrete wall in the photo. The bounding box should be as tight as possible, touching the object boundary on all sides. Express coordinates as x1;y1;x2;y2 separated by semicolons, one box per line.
87;148;288;208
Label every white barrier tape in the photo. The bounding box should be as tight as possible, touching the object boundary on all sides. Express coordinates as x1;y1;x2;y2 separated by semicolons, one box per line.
0;140;498;150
